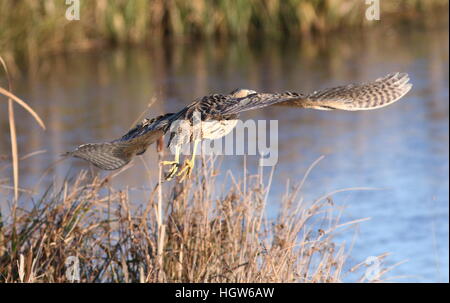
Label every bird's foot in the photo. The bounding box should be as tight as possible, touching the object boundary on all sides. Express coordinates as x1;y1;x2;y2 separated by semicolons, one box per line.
161;160;180;181
176;159;194;182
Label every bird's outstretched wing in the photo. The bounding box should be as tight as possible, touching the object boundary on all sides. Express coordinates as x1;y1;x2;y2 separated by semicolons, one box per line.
221;72;412;115
65;114;172;170
277;72;412;110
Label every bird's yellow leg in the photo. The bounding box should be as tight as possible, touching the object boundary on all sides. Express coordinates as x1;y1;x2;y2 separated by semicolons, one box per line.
177;140;200;182
161;146;181;180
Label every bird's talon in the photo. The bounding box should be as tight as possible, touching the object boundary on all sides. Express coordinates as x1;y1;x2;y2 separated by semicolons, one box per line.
177;160;194;182
161;161;180;181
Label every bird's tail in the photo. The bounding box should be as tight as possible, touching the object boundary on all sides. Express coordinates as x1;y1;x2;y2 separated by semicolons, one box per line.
65;129;164;170
64;142;133;170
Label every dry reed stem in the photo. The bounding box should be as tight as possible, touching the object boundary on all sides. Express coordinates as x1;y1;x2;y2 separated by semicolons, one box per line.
0;56;46;206
0;56;18;203
0;86;46;129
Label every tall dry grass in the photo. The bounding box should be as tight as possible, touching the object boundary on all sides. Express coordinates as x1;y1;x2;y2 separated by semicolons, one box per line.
0;155;394;283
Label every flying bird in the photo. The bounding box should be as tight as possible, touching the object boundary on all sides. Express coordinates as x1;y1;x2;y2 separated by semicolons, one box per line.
66;72;412;180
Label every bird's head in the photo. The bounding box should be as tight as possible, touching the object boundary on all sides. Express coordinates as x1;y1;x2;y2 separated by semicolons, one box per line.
230;88;257;98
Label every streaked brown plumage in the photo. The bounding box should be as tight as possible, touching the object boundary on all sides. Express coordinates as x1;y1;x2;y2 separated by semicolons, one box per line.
66;72;412;173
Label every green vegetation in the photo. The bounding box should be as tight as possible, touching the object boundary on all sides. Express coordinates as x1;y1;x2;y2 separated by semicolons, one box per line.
0;0;447;66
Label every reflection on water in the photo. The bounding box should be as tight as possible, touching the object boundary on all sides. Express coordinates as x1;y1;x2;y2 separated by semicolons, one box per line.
0;24;448;282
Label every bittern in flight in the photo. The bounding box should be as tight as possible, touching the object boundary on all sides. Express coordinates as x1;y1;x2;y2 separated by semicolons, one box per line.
66;72;412;180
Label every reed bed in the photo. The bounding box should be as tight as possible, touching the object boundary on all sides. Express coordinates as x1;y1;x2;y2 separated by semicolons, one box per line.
0;0;447;67
0;156;392;283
